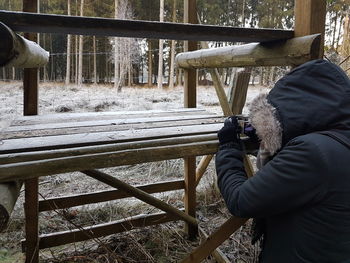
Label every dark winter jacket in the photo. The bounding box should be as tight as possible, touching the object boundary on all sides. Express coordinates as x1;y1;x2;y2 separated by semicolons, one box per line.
215;60;350;263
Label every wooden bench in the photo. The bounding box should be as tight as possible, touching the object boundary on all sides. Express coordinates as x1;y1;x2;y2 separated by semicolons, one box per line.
0;108;224;255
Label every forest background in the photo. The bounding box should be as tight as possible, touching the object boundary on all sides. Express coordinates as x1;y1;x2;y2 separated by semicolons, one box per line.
1;0;350;89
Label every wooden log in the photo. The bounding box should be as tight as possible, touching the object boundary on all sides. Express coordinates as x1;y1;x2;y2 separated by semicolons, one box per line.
175;34;321;69
180;217;248;263
0;181;22;232
0;10;294;43
0;22;49;68
39;180;185;212
22;211;179;250
82;170;198;226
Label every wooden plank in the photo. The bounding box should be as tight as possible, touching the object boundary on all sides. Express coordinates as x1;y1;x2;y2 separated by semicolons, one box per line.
0;134;218;165
180;217;248;263
176;34;321;69
4;115;224;138
198;227;230;263
39;180;185;212
0;141;218;182
22;211;179;250
10;108;209;126
83;170;197;226
0;11;294;43
228;69;251;115
294;0;326;58
0;123;222;154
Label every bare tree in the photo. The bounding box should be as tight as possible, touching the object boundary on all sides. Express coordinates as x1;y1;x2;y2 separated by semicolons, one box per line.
113;0;138;91
169;0;177;89
157;0;164;89
65;0;71;85
93;36;97;84
77;0;84;86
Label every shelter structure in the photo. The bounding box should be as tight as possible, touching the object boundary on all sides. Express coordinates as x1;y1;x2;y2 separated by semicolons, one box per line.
0;0;326;262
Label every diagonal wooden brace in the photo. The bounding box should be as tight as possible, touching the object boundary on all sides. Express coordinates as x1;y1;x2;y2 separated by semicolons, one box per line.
82;169;198;226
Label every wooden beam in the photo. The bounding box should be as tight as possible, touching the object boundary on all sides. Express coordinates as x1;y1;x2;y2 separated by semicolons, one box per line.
0;10;294;42
23;0;39;262
181;217;248;263
39;180;185;212
24;178;39;263
0;22;49;68
176;34;321;69
0;134;218;165
0;181;22;232
22;211;179;250
198;227;230;263
82;170;198;226
183;0;198;240
0;141;219;182
294;0;326;58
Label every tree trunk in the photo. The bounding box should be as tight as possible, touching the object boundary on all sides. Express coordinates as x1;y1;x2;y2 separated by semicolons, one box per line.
148;40;152;87
93;36;97;84
114;0;120;90
157;0;164;89
65;0;71;85
77;0;84;86
169;0;177;89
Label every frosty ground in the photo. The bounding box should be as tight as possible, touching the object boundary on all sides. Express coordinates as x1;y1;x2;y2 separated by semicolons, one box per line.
0;81;268;263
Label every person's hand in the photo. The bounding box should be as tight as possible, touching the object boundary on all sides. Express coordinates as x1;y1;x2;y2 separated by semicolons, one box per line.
218;116;241;145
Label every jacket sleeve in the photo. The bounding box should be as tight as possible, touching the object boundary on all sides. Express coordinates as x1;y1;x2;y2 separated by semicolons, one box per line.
215;137;329;218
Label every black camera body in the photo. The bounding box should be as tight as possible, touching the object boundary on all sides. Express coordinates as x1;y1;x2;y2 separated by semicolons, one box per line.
236;115;260;156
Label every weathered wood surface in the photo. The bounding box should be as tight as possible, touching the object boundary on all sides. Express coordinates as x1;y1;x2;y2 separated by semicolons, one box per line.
0;22;49;68
181;217;248;263
176;34;321;69
0;110;224;182
0;181;22;232
39;179;185;211
22;211;180;250
0;10;294;43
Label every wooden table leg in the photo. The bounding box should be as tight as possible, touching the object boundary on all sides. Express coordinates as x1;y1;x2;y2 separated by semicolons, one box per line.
184;156;198;239
24;178;39;263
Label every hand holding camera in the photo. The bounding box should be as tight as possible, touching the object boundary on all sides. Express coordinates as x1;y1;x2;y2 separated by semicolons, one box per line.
218;115;260;154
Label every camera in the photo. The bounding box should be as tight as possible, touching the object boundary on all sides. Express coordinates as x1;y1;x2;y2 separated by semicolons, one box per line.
236;115;260;156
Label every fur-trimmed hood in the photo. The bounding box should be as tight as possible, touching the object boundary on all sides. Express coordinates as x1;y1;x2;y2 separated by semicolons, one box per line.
249;59;350;155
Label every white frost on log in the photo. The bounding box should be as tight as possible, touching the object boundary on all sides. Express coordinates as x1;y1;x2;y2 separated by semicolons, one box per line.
0;22;49;68
175;34;321;69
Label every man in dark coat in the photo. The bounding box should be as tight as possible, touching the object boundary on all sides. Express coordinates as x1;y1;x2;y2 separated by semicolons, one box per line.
215;59;350;262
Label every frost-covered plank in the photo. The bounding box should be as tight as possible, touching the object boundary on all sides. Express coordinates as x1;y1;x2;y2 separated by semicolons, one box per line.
5;114;222;134
0;123;222;154
10;108;209;126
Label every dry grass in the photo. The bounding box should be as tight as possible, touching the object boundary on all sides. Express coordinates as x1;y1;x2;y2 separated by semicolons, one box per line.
0;82;268;262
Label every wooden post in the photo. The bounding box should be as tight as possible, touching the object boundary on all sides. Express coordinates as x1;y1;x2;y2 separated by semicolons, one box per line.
184;0;198;239
23;0;39;262
294;0;326;58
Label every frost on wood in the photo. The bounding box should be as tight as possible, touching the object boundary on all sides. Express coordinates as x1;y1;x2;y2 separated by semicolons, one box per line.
0;22;49;68
176;34;321;69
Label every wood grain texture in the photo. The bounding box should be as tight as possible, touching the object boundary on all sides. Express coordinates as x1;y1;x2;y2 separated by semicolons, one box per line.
176;34;321;69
